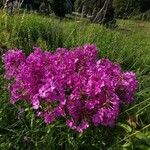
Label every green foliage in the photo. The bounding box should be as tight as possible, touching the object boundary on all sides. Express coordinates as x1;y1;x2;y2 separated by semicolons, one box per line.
139;0;150;13
74;0;150;20
113;0;150;19
52;0;66;18
132;10;150;21
0;12;150;149
113;0;140;18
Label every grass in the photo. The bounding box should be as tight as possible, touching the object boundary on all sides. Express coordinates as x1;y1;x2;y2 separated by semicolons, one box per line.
0;11;150;150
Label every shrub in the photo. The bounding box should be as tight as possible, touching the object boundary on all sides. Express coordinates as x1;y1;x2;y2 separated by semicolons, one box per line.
2;44;138;133
113;0;141;18
52;0;66;18
139;0;150;13
113;0;150;19
132;10;150;21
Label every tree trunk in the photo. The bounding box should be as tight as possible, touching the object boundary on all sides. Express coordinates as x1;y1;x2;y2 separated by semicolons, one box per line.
91;0;111;23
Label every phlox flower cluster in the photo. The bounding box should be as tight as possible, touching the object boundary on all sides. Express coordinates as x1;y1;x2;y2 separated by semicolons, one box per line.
2;44;138;132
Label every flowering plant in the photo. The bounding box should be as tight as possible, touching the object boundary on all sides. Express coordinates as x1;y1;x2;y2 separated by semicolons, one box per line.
2;44;138;132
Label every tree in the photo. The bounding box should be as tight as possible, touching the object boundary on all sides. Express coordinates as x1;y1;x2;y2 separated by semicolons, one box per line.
4;0;16;15
22;0;34;10
113;0;141;18
74;0;115;25
139;0;150;13
0;0;3;8
113;0;150;18
91;0;115;25
52;0;66;18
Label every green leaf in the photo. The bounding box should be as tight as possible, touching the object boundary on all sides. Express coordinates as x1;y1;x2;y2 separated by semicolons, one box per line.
122;141;132;148
78;133;83;138
117;123;132;133
135;132;150;145
135;145;150;150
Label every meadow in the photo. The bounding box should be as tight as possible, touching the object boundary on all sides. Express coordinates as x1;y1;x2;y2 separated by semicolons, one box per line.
0;11;150;150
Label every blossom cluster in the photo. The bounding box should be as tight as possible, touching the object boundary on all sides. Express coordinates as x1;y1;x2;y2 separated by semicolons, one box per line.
2;44;138;132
